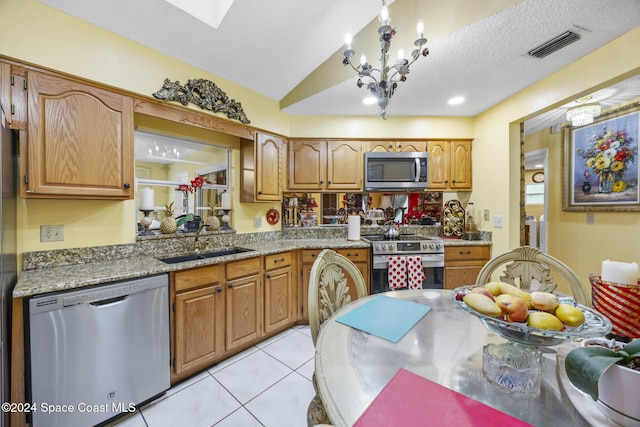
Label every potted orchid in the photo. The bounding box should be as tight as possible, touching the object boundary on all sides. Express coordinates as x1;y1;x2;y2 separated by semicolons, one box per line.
565;338;640;420
176;175;211;230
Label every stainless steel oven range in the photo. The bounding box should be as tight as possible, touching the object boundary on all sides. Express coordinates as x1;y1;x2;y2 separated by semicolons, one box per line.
362;234;444;294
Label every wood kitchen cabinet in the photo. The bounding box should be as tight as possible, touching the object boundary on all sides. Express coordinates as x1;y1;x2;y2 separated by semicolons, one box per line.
288;139;362;191
366;140;427;152
241;131;285;202
225;257;263;351
25;71;134;199
0;62;27;130
172;265;225;380
299;248;370;321
444;244;491;290
264;252;296;334
427;140;472;191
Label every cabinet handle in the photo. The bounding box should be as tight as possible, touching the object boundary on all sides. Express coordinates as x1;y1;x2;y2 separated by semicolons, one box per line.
258;191;263;195
388;144;393;149
444;180;448;184
459;251;471;255
452;180;456;184
274;258;285;263
397;144;402;149
227;284;233;289
216;287;222;293
327;180;332;184
266;273;271;279
123;183;131;189
320;180;324;184
345;253;359;257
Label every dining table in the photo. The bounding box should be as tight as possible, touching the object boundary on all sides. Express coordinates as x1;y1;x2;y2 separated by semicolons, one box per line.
313;289;620;427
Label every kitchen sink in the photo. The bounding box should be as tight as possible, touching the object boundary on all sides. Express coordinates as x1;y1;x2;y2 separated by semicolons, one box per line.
158;247;254;264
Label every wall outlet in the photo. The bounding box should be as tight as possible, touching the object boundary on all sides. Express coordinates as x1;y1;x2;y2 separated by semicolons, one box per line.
40;225;64;242
483;209;490;221
493;215;503;228
254;217;262;228
586;213;595;224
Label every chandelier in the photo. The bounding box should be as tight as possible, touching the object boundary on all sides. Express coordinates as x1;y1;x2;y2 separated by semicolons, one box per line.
566;103;601;127
342;1;429;119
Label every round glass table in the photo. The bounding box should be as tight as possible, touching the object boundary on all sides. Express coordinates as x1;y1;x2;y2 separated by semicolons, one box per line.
314;290;617;427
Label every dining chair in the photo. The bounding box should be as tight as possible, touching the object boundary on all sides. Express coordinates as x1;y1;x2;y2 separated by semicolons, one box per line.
307;249;368;426
475;246;589;306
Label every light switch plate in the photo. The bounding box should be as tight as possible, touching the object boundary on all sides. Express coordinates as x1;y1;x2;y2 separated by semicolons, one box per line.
586;213;595;224
483;209;490;221
254;217;262;228
493;215;503;228
40;225;64;242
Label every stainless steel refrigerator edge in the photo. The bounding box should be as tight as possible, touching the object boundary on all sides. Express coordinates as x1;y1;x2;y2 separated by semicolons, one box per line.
1;110;18;427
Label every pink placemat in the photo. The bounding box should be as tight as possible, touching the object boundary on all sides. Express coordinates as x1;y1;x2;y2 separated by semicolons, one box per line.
354;368;534;427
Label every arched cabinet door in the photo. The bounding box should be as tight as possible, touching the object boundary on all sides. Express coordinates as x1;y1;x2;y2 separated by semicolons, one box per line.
27;71;133;199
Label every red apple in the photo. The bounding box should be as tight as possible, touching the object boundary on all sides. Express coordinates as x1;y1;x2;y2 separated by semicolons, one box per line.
470;286;495;301
495;295;529;323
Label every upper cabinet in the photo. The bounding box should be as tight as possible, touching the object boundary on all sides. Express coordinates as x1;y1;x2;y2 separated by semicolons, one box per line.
366;141;427;153
25;71;134;199
0;62;27;130
241;131;285;202
427;140;472;191
288;139;362;191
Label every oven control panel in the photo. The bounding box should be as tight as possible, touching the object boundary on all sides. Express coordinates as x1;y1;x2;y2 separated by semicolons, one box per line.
371;240;443;255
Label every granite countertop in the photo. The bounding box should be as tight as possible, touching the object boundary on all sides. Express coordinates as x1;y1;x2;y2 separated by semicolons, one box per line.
15;228;490;298
14;238;370;298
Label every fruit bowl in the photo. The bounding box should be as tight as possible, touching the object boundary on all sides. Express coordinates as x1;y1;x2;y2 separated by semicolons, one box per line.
452;285;612;346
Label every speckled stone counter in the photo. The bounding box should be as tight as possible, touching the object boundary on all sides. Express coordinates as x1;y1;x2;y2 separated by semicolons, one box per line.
15;227;490;298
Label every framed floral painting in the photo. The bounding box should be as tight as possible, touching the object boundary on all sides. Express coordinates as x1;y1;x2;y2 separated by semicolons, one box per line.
562;101;640;211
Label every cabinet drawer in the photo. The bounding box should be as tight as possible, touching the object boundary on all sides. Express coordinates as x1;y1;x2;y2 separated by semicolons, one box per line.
444;245;491;262
337;248;369;261
226;256;261;280
301;249;323;264
265;252;292;270
174;264;224;292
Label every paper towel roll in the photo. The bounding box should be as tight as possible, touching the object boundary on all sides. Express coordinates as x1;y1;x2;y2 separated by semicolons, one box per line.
348;215;361;241
601;259;639;285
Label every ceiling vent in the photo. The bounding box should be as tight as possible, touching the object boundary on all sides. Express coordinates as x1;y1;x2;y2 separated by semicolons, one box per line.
528;29;582;59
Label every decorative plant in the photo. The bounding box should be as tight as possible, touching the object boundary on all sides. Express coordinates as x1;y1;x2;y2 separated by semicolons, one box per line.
565;338;640;400
176;175;211;222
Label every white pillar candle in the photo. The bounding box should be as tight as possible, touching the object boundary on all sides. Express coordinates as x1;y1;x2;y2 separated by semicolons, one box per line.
221;192;232;210
139;187;154;210
347;215;361;241
601;260;639;285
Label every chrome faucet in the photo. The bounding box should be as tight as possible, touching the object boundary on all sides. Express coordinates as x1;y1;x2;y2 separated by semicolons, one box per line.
193;223;207;252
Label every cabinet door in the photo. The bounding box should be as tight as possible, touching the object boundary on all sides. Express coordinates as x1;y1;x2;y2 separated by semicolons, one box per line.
449;140;472;190
264;265;294;334
426;140;450;190
444;265;484;290
226;274;262;351
326;140;362;190
255;131;284;201
288;139;325;190
174;285;225;375
27;71;133;198
365;141;395;152
396;141;427;152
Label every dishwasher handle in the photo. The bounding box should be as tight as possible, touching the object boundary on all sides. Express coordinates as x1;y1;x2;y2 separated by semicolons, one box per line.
89;294;129;307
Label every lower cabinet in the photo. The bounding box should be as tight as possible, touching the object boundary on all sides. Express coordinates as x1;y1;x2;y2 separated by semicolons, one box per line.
225;257;262;352
299;248;370;321
264;252;296;334
444;245;491;290
172;265;225;380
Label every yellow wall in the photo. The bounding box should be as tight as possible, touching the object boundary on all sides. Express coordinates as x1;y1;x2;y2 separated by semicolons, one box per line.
2;0;640;292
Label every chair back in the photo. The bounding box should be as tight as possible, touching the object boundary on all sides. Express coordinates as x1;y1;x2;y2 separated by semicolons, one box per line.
308;249;368;344
475;246;588;306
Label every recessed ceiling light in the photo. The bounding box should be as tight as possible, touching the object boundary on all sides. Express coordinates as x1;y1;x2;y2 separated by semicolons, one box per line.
363;96;377;105
448;96;465;105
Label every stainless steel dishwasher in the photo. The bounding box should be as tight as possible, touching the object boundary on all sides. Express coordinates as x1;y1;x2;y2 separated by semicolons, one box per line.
27;274;170;427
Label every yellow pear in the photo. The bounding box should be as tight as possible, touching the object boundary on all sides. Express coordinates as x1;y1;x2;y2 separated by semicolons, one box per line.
555;304;585;327
527;311;564;331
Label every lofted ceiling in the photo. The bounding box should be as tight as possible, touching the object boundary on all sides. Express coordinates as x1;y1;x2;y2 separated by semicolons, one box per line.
39;0;640;132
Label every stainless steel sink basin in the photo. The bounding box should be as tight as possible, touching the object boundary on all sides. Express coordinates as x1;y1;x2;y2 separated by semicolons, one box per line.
158;247;254;264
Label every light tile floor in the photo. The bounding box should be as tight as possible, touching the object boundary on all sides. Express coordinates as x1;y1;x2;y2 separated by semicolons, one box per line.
110;325;316;427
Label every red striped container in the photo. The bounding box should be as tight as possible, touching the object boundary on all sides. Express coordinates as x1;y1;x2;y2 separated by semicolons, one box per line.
589;274;640;338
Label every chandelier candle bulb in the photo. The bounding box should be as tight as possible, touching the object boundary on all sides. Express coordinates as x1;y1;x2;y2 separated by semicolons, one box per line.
601;260;638;285
417;19;424;37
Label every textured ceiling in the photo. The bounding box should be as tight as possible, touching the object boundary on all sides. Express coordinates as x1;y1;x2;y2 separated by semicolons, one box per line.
39;0;640;132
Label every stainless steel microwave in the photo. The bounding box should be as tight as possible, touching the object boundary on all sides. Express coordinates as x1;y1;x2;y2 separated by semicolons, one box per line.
364;151;428;191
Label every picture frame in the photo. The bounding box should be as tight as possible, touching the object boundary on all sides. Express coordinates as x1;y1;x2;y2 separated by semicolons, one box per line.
562;101;640;212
